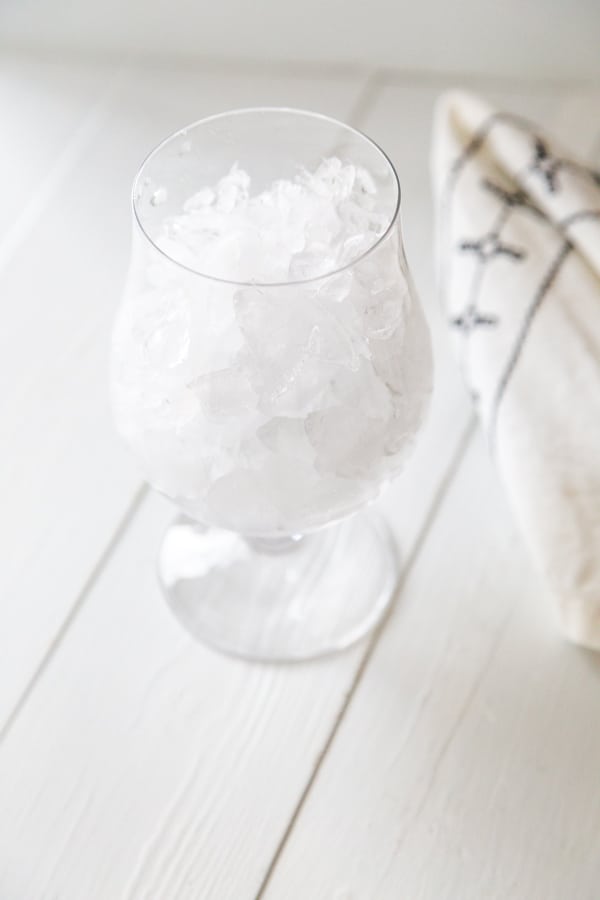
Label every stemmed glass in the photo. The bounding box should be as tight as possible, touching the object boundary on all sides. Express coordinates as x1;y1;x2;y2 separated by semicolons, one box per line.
110;108;432;661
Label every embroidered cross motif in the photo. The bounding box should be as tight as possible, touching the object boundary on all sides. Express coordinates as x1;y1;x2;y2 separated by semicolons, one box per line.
482;179;529;207
481;178;544;218
530;137;562;193
450;304;497;335
452;224;525;340
459;233;525;262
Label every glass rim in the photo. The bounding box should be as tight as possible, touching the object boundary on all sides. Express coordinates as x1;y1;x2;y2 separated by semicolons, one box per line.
132;106;401;288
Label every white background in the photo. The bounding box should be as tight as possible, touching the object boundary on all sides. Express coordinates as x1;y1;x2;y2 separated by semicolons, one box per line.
1;0;599;79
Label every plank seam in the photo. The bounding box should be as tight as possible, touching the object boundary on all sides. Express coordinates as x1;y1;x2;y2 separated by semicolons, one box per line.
373;598;516;894
0;483;148;745
254;415;477;900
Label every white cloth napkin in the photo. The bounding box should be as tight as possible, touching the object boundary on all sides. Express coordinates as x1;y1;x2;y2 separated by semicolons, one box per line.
431;91;600;649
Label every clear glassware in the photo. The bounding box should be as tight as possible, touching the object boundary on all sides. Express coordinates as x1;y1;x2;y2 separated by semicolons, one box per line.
110;108;433;661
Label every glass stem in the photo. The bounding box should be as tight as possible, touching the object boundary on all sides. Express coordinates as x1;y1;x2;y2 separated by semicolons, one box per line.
246;534;304;555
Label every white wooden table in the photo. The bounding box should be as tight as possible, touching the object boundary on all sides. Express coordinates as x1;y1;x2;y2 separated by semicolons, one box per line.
1;51;599;899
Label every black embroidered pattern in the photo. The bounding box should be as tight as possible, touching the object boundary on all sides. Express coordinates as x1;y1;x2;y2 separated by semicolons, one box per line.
438;111;537;307
530;137;562;192
451;305;497;334
481;178;544;217
459;232;525;262
450;186;528;393
438;108;600;446
529;136;600;195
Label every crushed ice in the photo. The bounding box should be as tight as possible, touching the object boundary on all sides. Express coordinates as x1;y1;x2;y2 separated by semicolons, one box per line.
156;158;388;282
111;156;432;534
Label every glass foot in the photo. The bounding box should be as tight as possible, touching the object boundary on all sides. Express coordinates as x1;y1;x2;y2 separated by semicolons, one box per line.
158;510;399;662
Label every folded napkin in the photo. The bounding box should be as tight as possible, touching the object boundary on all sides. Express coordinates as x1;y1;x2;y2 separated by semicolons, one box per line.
432;91;600;649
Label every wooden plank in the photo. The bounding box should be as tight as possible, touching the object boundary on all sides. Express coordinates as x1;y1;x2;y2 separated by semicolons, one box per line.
0;61;367;729
0;490;366;900
262;431;600;900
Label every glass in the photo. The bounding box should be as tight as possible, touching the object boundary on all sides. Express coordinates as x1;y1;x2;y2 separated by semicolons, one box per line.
110;108;432;661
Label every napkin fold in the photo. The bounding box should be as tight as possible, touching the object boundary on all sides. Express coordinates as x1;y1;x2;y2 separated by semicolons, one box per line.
432;91;600;649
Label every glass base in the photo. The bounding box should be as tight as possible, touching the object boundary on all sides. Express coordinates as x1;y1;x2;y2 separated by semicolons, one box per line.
158;509;399;662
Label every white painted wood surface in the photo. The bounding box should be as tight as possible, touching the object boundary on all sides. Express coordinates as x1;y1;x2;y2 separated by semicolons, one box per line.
0;51;599;900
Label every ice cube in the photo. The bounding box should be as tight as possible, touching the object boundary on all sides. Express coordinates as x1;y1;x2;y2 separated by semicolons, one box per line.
355;282;405;340
307;313;360;370
137;290;191;369
354;166;377;197
150;187;168;206
189;367;256;422
288;245;336;281
370;296;431;397
183;187;215;211
215;163;250;213
328;358;393;420
305;406;388;479
235;286;361;415
305;158;356;201
370;300;433;460
234;287;314;406
339;233;371;266
257;416;315;460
